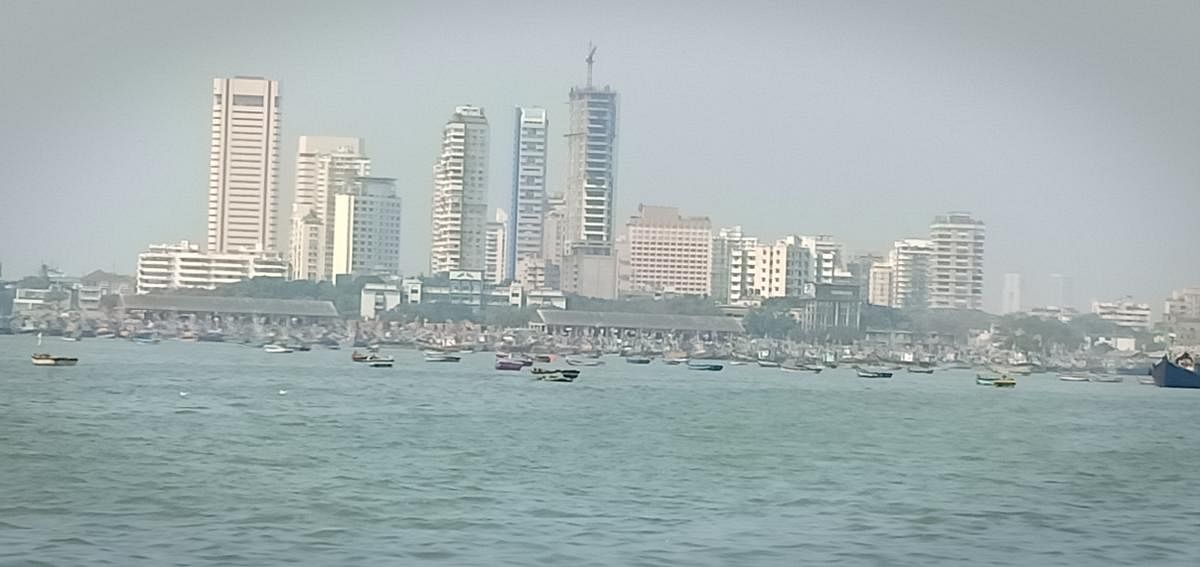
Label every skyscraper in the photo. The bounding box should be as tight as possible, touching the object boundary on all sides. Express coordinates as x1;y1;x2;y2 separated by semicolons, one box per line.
1002;273;1022;314
507;107;548;280
890;239;932;309
928;212;985;309
430;106;489;274
207;76;281;254
711;226;759;304
289;136;370;282
331;177;402;278
485;209;508;284
1049;273;1073;309
560;47;619;299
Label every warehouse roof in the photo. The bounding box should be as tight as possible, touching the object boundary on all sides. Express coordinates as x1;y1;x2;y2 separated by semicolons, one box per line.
119;294;340;318
536;309;744;333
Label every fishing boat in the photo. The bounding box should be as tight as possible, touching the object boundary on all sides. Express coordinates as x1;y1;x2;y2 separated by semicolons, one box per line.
687;361;723;371
1138;377;1156;385
352;351;394;364
495;358;525;371
565;357;604;367
539;369;580;382
263;344;293;354
530;367;560;376
1089;375;1124;383
60;335;80;342
907;367;935;374
1150;353;1200;388
422;350;458;362
781;364;822;373
368;360;393;368
994;376;1017;388
757;360;781;368
31;353;78;367
976;374;995;386
626;356;652;365
857;368;893;378
1058;374;1090;382
533;354;553;363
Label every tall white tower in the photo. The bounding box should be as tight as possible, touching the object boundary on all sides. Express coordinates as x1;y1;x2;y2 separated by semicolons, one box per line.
289;136;370;282
1002;273;1022;314
564;47;619;256
928;212;986;310
508;107;548;280
430;106;489;274
208;76;281;253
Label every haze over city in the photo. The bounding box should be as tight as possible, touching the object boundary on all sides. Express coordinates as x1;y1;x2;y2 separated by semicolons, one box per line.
1;0;1197;311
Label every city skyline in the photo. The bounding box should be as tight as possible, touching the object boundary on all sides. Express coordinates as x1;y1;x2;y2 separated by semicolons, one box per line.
1;1;1198;312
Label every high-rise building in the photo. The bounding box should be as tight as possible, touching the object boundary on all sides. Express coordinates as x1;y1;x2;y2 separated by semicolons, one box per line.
1002;273;1022;314
208;76;281;254
331;177;402;278
797;235;843;284
136;240;286;293
507;107;548;280
1165;288;1200;323
752;236;812;299
542;192;567;267
711;226;759;304
1049;273;1074;309
928;212;985;309
485;209;508;284
559;48;619;299
890;239;932;309
430;106;489;274
1091;297;1152;330
622;205;712;296
289;136;370;282
868;262;895;306
516;256;560;291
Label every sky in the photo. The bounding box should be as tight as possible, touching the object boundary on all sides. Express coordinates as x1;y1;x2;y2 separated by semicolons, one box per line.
0;0;1196;313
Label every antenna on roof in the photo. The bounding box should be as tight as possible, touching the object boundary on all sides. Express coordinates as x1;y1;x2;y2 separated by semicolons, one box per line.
586;43;597;87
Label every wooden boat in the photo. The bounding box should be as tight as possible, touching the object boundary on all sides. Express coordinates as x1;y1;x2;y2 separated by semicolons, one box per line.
565;357;603;367
1058;374;1090;382
857;368;893;378
1138;377;1156;385
533;354;553;363
687;361;723;371
539;369;580;382
625;356;652;365
31;353;78;367
1150;354;1200;388
781;364;822;373
907;367;935;374
368;361;393;368
424;352;462;363
976;374;995;386
352;351;394;364
757;360;781;368
1089;375;1124;383
530;367;560;376
495;358;525;371
994;376;1017;388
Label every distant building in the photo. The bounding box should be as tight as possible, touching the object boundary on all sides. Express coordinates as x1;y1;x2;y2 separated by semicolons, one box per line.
360;283;402;320
788;283;863;335
1091;297;1152;330
430;106;489;274
288;136;371;282
711;226;759;304
331;177;402;278
507;107;548;280
541;192;567;268
890;239;932;309
485;209;508;284
867;262;894;306
622;205;712;296
1029;305;1078;322
752;236;812;299
136;240;286;293
1001;273;1022;315
928;212;985;309
208;76;281;254
1164;288;1200;323
560;251;618;300
398;271;562;310
78;270;134;311
516;256;560;291
563;51;619;259
119;294;339;324
1049;273;1074;310
796;235;843;284
531;309;744;340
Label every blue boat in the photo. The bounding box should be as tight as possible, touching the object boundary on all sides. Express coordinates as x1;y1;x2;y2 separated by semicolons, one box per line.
1151;354;1200;388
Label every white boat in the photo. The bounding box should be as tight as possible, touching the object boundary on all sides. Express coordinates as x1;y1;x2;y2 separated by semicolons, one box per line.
263;344;294;354
1058;374;1090;382
565;357;603;367
1089;375;1124;383
60;336;80;342
757;360;781;368
424;352;462;363
32;353;78;367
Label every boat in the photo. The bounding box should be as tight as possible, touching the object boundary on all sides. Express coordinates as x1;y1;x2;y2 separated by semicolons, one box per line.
530;367;560;376
994;376;1017;388
907;367;935;374
351;350;394;363
565;357;603;367
368;360;393;368
178;331;197;342
687;361;723;371
663;358;685;365
533;354;553;363
857;368;893;378
757;360;781;368
496;358;525;371
626;356;652;365
781;364;822;373
1138;377;1156;385
197;331;225;342
976;374;995;386
60;336;80;342
1058;374;1090;382
539;369;580;382
1150;354;1200;388
1089;375;1124;383
424;352;462;363
31;353;78;367
263;344;293;353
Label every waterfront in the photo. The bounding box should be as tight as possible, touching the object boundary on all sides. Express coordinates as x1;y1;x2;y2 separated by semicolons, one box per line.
2;336;1199;565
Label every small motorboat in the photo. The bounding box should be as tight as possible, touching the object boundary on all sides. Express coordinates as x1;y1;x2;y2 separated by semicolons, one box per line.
496;358;525;371
781;364;822;373
1138;377;1156;385
31;353;78;367
663;357;687;366
1058;374;1090;382
976;374;996;386
626;356;652;365
368;361;393;368
534;354;553;363
565;357;604;367
352;351;393;363
530;367;560;376
757;360;781;368
60;336;80;342
539;369;579;383
857;368;893;378
263;344;294;354
994;376;1017;388
687;361;723;372
907;367;935;374
1089;375;1124;383
424;352;462;363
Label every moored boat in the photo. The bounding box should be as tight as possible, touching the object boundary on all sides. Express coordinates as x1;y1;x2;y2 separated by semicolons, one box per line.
1058;374;1090;382
994;376;1017;388
1089;375;1124;383
31;353;78;367
539;369;580;382
857;368;893;378
976;374;995;386
565;357;603;367
626;356;652;365
907;367;935;374
757;360;781;368
352;350;394;363
496;358;525;371
424;352;462;363
1151;354;1200;388
687;361;723;371
263;344;293;353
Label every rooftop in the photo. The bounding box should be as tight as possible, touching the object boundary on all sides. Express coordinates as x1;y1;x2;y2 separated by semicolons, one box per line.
119;294;339;318
536;309;744;333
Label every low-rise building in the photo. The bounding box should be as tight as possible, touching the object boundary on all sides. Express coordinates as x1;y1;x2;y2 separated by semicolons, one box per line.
1165;287;1200;323
360;283;402;320
1092;297;1152;330
531;309;744;340
331;177;403;278
787;283;863;335
1029;305;1078;322
136;240;287;293
515;256;560;291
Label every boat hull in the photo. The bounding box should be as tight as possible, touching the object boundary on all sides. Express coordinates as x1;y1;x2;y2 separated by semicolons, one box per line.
1151;358;1200;388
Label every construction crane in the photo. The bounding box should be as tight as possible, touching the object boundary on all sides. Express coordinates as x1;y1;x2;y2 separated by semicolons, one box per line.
586;43;597;87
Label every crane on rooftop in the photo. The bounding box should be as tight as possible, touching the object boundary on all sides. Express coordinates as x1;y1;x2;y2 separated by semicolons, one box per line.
586;43;597;88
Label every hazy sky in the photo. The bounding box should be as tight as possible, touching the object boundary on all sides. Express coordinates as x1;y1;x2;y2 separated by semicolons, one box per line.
1;0;1197;312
